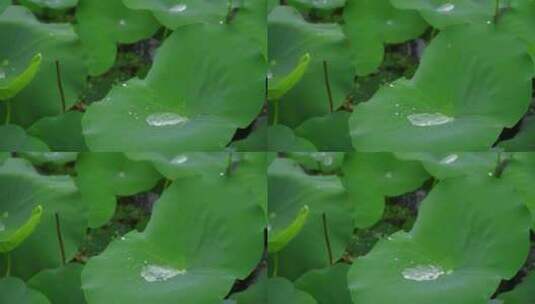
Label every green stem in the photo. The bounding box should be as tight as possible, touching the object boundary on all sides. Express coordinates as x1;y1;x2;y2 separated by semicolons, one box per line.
494;0;501;24
55;60;66;113
5;253;11;277
55;213;66;265
4;101;11;125
272;100;280;125
322;213;334;265
322;60;334;113
225;0;234;24
272;253;279;277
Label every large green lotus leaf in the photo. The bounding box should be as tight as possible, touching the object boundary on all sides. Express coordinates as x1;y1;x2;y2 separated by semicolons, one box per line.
125;152;228;180
233;277;316;304
342;152;428;197
295;264;352;304
391;0;495;29
123;0;228;29
83;24;264;152
232;119;268;152
0;0;8;14
76;153;160;228
0;152;8;164
499;0;535;72
350;24;533;151
0;158;87;279
295;111;353;151
288;152;345;173
348;176;530;304
20;152;78;166
0;125;49;151
500;152;535;229
343;0;427;75
231;0;268;57
24;0;78;9
76;0;159;76
268;6;354;127
82;172;266;304
28;263;85;304
0;52;42;101
27;111;88;151
289;0;346;10
0;277;50;304
497;271;535;303
268;125;317;152
0;6;87;127
268;158;353;280
127;152;268;216
395;152;498;179
342;152;428;228
499;117;535;151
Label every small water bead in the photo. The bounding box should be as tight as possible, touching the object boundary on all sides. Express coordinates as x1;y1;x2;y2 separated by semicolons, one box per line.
488;172;494;177
171;155;188;165
267;71;273;80
407;113;454;127
118;172;126;178
439;154;458;165
385;171;393;179
0;221;5;232
169;3;187;13
402;264;446;281
386;20;394;26
436;3;455;14
118;19;127;26
140;264;186;282
311;152;334;167
312;0;328;5
0;69;5;80
146;113;189;127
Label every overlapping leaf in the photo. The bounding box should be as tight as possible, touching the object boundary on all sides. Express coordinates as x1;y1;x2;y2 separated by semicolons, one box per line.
82;167;266;304
82;23;265;152
347;176;530;303
350;24;533;151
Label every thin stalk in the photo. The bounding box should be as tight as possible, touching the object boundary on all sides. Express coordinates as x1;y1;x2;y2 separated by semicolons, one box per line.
225;0;234;24
55;60;66;113
322;213;334;265
272;253;279;277
272;100;280;125
55;213;66;265
4;101;11;125
5;253;11;277
322;60;334;113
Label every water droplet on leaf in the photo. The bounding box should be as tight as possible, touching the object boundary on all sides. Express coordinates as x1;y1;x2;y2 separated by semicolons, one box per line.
140;264;186;282
407;113;454;127
146;113;189;127
169;3;187;13
171;155;188;165
439;154;458;165
402;265;446;281
436;3;455;14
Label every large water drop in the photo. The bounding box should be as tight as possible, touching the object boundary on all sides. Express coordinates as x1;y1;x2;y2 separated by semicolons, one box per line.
402;264;446;281
169;4;187;13
439;154;458;165
171;155;188;165
407;113;454;127
436;3;455;14
146;113;189;127
140;264;186;282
